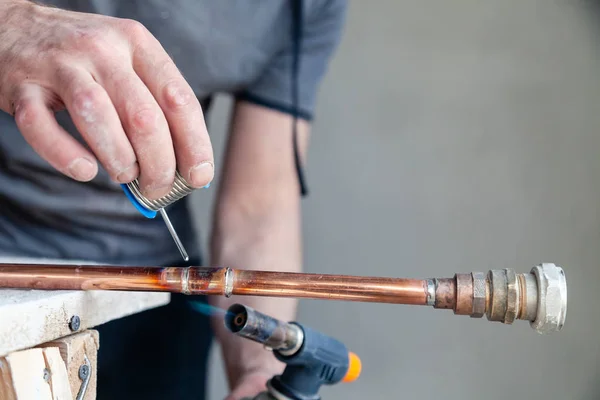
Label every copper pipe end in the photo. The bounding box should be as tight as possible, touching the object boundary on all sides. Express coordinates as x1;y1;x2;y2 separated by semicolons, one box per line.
431;263;567;334
433;278;455;310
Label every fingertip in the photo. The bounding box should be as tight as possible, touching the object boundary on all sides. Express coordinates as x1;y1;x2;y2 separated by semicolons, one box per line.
115;162;140;184
138;171;174;200
188;161;214;188
140;183;171;200
136;157;176;200
67;157;98;182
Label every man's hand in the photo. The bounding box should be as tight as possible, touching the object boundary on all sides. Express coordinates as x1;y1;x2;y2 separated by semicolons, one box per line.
0;0;214;197
225;371;272;400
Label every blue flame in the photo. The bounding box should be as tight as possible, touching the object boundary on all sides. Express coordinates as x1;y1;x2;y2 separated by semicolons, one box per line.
188;300;228;317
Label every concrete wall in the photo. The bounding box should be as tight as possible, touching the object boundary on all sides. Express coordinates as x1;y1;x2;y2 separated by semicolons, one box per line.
194;1;600;399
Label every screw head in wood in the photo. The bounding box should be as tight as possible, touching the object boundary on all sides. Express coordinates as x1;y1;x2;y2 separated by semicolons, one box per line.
69;315;81;331
79;364;90;380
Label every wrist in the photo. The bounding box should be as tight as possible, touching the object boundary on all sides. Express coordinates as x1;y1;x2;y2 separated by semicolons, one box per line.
228;351;284;390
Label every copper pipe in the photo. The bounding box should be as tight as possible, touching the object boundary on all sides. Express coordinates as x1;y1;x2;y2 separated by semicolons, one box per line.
0;262;568;334
433;278;455;310
0;264;429;305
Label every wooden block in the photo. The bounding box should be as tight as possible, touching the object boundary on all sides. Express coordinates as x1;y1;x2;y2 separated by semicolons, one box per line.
0;347;75;400
0;348;54;400
42;347;73;399
0;355;14;400
0;353;17;400
0;332;98;400
37;330;99;400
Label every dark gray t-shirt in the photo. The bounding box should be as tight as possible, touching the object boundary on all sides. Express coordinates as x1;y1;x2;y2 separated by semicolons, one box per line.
0;0;346;265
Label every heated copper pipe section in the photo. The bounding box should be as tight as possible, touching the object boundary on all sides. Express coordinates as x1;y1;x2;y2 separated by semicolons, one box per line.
0;264;430;305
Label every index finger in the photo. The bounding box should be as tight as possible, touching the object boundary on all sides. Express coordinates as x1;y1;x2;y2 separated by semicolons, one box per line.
132;37;214;189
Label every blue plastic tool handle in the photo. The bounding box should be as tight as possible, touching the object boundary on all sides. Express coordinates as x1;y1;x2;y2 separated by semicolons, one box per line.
120;184;158;219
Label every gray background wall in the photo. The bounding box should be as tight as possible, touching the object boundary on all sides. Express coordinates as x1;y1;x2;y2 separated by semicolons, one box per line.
191;1;600;399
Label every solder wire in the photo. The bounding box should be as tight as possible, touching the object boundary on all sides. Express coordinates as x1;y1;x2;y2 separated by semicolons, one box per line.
125;171;195;262
159;208;189;262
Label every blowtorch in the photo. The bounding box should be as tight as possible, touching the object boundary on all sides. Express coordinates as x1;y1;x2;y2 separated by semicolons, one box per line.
224;303;361;400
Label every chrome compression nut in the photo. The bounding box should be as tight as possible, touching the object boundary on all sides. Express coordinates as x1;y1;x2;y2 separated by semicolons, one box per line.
444;264;567;334
530;263;567;334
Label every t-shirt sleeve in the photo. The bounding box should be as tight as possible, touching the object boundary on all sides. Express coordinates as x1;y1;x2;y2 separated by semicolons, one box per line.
236;0;348;121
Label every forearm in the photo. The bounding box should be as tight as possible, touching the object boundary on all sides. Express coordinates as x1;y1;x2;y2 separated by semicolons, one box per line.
207;101;309;389
209;191;302;384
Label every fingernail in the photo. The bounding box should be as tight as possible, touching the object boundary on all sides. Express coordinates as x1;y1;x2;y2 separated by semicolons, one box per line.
116;162;139;183
68;158;97;181
189;162;214;187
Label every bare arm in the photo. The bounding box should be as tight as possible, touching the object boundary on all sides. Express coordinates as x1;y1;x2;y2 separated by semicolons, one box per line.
208;100;310;398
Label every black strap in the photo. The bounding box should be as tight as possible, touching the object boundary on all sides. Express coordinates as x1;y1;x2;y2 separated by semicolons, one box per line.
291;0;308;196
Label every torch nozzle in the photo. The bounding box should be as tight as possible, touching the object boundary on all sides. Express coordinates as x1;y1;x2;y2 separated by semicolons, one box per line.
225;304;304;355
225;305;249;333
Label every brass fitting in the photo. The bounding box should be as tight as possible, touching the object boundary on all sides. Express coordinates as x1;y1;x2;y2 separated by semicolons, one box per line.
433;263;567;334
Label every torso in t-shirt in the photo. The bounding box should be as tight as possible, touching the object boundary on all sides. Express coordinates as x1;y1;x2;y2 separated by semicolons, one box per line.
0;0;346;265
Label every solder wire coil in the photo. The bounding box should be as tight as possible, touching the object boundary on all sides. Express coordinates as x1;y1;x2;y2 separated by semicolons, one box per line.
125;171;196;212
120;171;209;262
121;170;210;218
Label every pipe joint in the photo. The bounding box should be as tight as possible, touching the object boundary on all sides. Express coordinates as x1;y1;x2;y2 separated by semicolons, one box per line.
433;263;567;334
